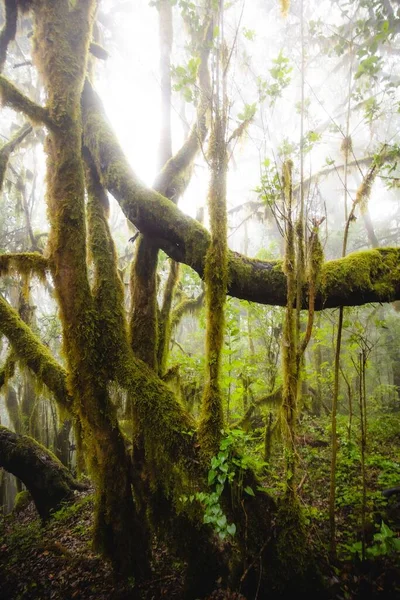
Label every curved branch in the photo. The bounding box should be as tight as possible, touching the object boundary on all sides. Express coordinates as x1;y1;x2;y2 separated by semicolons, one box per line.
0;76;55;129
81;83;400;309
0;295;72;410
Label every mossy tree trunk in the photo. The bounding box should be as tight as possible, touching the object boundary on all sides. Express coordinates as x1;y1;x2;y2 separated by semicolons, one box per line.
0;425;79;520
26;0;148;577
197;3;228;459
130;5;211;377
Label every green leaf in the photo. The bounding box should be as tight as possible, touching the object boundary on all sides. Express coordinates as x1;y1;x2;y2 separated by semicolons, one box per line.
227;523;236;536
217;515;227;527
244;486;255;496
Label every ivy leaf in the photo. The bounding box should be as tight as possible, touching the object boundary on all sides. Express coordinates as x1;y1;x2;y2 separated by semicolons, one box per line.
217;514;227;527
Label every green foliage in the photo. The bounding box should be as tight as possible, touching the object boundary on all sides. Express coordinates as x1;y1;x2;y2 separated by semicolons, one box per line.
254;158;282;208
52;494;94;522
243;28;256;41
302;130;322;154
257;51;292;105
171;57;201;103
350;521;400;559
237;102;257;122
188;429;263;540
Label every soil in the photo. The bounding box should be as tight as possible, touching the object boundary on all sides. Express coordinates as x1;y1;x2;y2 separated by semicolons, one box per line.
0;488;399;600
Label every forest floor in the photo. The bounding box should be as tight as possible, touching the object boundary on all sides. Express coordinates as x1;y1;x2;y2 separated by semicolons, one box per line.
0;412;399;599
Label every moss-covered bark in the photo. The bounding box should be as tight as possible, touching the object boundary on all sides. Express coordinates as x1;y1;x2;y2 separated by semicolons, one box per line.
129;11;211;375
0;425;79;520
129;237;159;370
81;83;400;309
198;113;228;457
158;259;180;375
0;294;71;410
25;0;148;577
83;153;151;577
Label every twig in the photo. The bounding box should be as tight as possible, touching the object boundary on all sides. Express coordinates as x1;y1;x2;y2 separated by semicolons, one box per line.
240;537;270;584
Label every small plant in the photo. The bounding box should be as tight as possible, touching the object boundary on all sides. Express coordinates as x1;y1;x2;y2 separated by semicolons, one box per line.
186;429;260;540
349;521;400;559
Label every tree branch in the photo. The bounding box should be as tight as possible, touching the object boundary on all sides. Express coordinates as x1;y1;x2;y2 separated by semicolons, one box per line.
0;75;55;129
0;295;72;410
81;83;400;309
0;252;49;278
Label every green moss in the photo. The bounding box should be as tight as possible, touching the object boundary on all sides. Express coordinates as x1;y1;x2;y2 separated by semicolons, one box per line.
0;75;54;128
13;489;32;513
320;248;400;303
0;296;71;410
158;260;180;375
0;253;49;281
197;118;228;459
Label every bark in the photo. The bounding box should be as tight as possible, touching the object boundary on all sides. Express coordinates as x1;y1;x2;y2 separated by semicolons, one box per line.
0;425;80;520
81;83;400;310
0;0;17;72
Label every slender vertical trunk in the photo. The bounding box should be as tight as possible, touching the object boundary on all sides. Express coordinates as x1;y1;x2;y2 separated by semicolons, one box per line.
198;1;227;458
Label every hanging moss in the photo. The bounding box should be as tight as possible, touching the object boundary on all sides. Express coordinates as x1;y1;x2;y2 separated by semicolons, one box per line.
0;252;48;280
0;351;16;390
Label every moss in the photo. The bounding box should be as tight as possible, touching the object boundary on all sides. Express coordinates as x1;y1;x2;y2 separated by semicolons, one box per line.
0;351;16;390
0;425;77;520
13;489;32;513
129;236;159;370
0;123;33;192
158;259;180;375
320;248;400;305
197;116;228;459
0;75;54;128
0;252;49;280
0;295;72;410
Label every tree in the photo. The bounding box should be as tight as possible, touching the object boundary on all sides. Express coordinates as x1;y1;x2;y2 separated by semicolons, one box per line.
0;0;399;596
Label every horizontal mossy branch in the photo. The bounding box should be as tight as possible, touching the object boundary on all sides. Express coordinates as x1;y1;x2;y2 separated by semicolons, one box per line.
0;252;49;279
81;83;400;309
0;295;72;410
0;75;55;129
